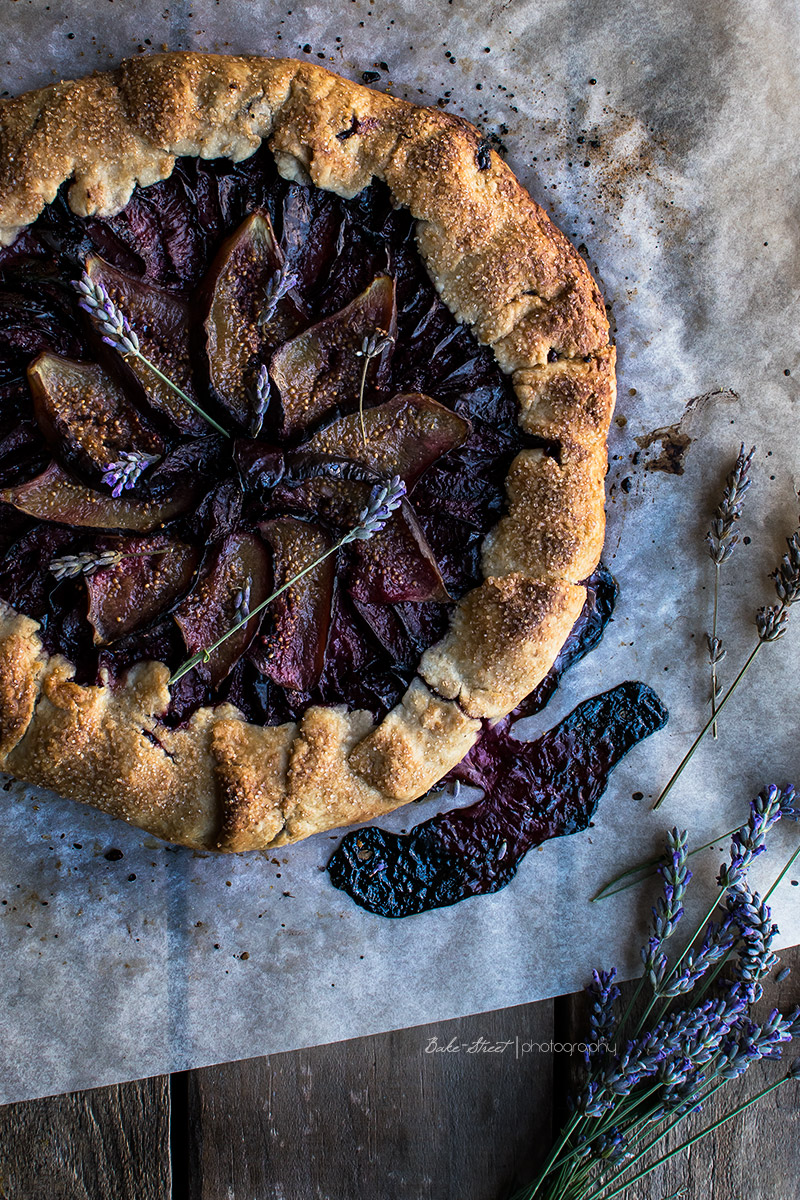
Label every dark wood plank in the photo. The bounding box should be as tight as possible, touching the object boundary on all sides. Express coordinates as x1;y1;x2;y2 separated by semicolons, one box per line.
0;1075;170;1200
554;943;800;1200
182;1000;554;1200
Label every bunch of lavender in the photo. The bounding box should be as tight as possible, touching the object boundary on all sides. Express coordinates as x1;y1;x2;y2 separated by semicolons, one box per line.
655;506;800;809
168;475;406;684
517;786;800;1200
706;444;755;737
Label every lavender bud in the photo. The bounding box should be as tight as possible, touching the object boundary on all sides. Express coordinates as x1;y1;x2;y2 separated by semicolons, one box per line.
757;603;789;642
344;475;406;543
72;273;140;357
707;444;755;565
101;450;160;497
260;265;299;327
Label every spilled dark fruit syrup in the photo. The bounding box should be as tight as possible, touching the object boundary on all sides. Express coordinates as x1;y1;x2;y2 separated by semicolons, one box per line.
328;568;669;917
328;682;668;918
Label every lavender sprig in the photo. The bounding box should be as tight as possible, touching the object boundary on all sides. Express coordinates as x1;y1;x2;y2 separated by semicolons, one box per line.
654;521;800;809
49;545;170;581
355;328;394;447
707;445;754;736
101;450;160;497
49;548;128;581
259;264;299;328
585;969;620;1060
249;364;271;437
168;476;406;685
72;272;230;439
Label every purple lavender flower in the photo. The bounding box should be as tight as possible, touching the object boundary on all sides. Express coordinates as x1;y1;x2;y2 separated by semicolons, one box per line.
72;273;140;357
343;475;406;542
707;444;755;566
718;785;785;888
642;829;691;987
660;917;736;999
779;783;799;822
757;603;790;642
585;968;620;1058
772;528;800;605
101;450;160;497
260;264;299;327
725;885;780;1003
250;364;271;437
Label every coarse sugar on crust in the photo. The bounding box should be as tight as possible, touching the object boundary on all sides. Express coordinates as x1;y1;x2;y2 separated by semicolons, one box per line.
0;53;615;850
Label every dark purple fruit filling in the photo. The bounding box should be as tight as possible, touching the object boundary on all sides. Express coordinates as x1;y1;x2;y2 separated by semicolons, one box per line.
328;681;668;918
0;146;535;726
328;567;669;918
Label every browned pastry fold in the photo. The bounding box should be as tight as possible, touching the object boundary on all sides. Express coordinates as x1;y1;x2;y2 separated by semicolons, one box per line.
0;53;615;850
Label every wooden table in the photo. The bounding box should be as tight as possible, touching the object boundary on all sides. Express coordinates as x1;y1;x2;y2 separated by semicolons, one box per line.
2;945;799;1199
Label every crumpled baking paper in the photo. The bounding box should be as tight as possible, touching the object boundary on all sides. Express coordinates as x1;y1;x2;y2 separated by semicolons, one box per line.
1;0;799;1103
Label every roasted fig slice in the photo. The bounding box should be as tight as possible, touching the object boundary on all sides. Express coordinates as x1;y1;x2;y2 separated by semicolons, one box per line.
270;275;396;436
305;392;470;488
84;255;205;434
271;470;371;528
349;500;450;604
202;211;305;427
86;534;200;644
174;531;271;686
253;517;335;691
0;461;195;531
28;352;163;479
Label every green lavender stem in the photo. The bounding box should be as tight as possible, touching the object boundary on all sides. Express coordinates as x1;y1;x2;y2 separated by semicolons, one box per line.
169;533;346;685
582;1074;794;1200
653;641;762;810
125;349;230;439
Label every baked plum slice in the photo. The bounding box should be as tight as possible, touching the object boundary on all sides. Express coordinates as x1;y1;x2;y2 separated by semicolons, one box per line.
28;352;163;480
305;392;470;488
84;255;205;435
253;517;335;691
349;500;449;604
270;274;396;436
0;461;195;531
202;211;305;428
174;531;270;686
86;534;200;643
271;469;448;603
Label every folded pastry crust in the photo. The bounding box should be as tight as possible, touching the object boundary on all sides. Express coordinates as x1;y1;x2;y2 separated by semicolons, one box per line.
0;53;615;851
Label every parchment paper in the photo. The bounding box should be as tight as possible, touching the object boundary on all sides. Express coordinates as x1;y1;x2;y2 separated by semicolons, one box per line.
1;0;799;1104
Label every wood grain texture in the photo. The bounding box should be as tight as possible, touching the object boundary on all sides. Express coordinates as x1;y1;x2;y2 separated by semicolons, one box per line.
179;1003;554;1200
0;1075;170;1200
2;948;800;1199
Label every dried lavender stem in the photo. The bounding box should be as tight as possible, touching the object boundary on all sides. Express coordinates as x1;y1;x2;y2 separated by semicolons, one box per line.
584;1075;793;1200
711;563;721;738
358;353;370;447
592;826;740;902
653;641;762;810
126;354;230;439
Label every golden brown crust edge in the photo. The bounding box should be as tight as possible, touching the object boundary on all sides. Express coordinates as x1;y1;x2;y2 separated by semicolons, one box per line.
0;53;615;851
